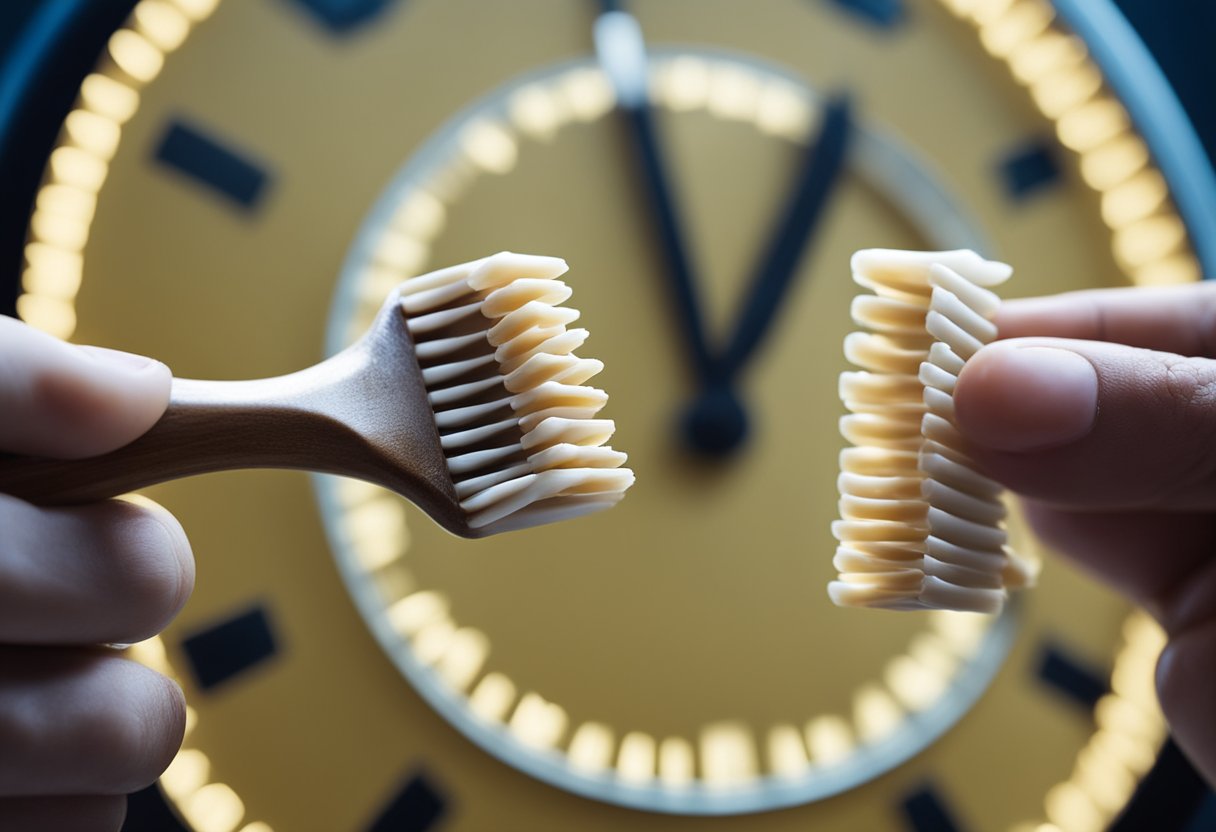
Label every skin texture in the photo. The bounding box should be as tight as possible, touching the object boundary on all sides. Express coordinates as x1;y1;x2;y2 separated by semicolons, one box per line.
954;281;1216;788
0;316;193;830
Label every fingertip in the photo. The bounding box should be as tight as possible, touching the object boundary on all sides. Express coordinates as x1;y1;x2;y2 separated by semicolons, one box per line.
49;347;172;458
139;668;188;792
0;317;171;457
158;672;188;760
1156;621;1216;786
955;341;1098;453
87;659;188;794
108;498;195;641
141;500;195;626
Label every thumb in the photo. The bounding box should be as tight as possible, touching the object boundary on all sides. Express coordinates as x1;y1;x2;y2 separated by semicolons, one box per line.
954;337;1216;511
0;316;171;458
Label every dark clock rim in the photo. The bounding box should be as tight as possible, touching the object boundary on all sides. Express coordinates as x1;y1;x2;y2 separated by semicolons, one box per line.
0;0;1210;828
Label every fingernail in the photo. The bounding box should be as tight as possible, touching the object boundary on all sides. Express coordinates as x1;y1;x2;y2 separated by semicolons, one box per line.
79;345;160;373
957;345;1098;452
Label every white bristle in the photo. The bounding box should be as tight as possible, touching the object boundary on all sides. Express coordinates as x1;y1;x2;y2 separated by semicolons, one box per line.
927;341;966;375
930;287;997;342
929;264;1002;318
402;279;478;314
830;249;1037;614
521;417;616;452
503;354;603;392
497;328;589;375
421;354;496;386
415;331;492;361
445;443;522;476
460;468;637;530
511;382;608;415
488;302;580;347
399;259;487;295
396;251;633;532
481;279;573;318
432;397;512;430
495;324;568;364
406;301;483;335
476;495;627;535
440;417;519;449
918;362;958;394
427;376;505;408
453;462;533;500
466;252;569;289
520;403;608;431
528;444;628;471
926;310;984;359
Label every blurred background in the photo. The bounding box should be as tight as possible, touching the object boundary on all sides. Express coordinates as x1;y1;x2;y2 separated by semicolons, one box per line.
1;2;1214;831
3;0;1214;159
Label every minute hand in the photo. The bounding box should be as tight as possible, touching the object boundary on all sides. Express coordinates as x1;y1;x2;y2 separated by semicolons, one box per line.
594;6;717;386
721;95;853;377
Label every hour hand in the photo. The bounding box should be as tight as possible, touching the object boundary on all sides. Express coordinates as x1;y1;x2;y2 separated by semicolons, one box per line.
722;94;853;377
681;95;852;456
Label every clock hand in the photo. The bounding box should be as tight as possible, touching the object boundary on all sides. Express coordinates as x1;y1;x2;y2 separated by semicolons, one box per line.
721;94;853;377
592;1;717;389
680;95;852;456
594;7;851;458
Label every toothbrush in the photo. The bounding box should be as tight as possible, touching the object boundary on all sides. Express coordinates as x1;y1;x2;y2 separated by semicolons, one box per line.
830;249;1036;613
0;252;635;537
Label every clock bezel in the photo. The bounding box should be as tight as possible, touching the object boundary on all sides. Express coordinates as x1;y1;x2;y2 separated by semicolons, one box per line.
0;0;1213;828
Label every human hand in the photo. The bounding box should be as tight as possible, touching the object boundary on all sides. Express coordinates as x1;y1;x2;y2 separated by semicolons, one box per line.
0;316;194;830
953;281;1216;787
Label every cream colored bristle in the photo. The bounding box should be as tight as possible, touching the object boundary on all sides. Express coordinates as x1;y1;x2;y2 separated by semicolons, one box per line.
397;252;633;533
830;249;1035;614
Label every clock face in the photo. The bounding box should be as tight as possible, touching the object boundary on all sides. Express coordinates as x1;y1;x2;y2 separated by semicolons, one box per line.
12;0;1205;830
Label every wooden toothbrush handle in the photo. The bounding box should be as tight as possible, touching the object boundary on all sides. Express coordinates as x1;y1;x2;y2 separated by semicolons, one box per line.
0;376;349;506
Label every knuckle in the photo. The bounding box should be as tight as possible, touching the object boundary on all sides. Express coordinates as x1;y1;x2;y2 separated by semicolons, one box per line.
1157;357;1216;490
1160;356;1216;418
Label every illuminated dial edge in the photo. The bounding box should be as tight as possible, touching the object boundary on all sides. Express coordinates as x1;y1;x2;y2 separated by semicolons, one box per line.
318;50;1017;815
7;0;1206;828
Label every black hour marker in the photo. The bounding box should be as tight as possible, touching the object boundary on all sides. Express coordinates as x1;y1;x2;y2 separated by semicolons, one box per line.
290;0;401;32
1035;641;1109;710
998;140;1061;200
902;782;965;832
182;604;279;691
825;0;905;29
366;770;448;832
154;120;269;209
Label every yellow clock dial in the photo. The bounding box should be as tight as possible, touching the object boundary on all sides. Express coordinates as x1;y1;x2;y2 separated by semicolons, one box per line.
15;0;1201;830
323;48;1024;814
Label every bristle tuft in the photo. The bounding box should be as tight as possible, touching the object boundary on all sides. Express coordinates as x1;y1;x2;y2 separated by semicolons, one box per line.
397;251;632;533
831;249;1036;614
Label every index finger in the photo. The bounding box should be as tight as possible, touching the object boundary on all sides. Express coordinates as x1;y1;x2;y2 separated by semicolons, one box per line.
0;317;170;458
998;281;1216;357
